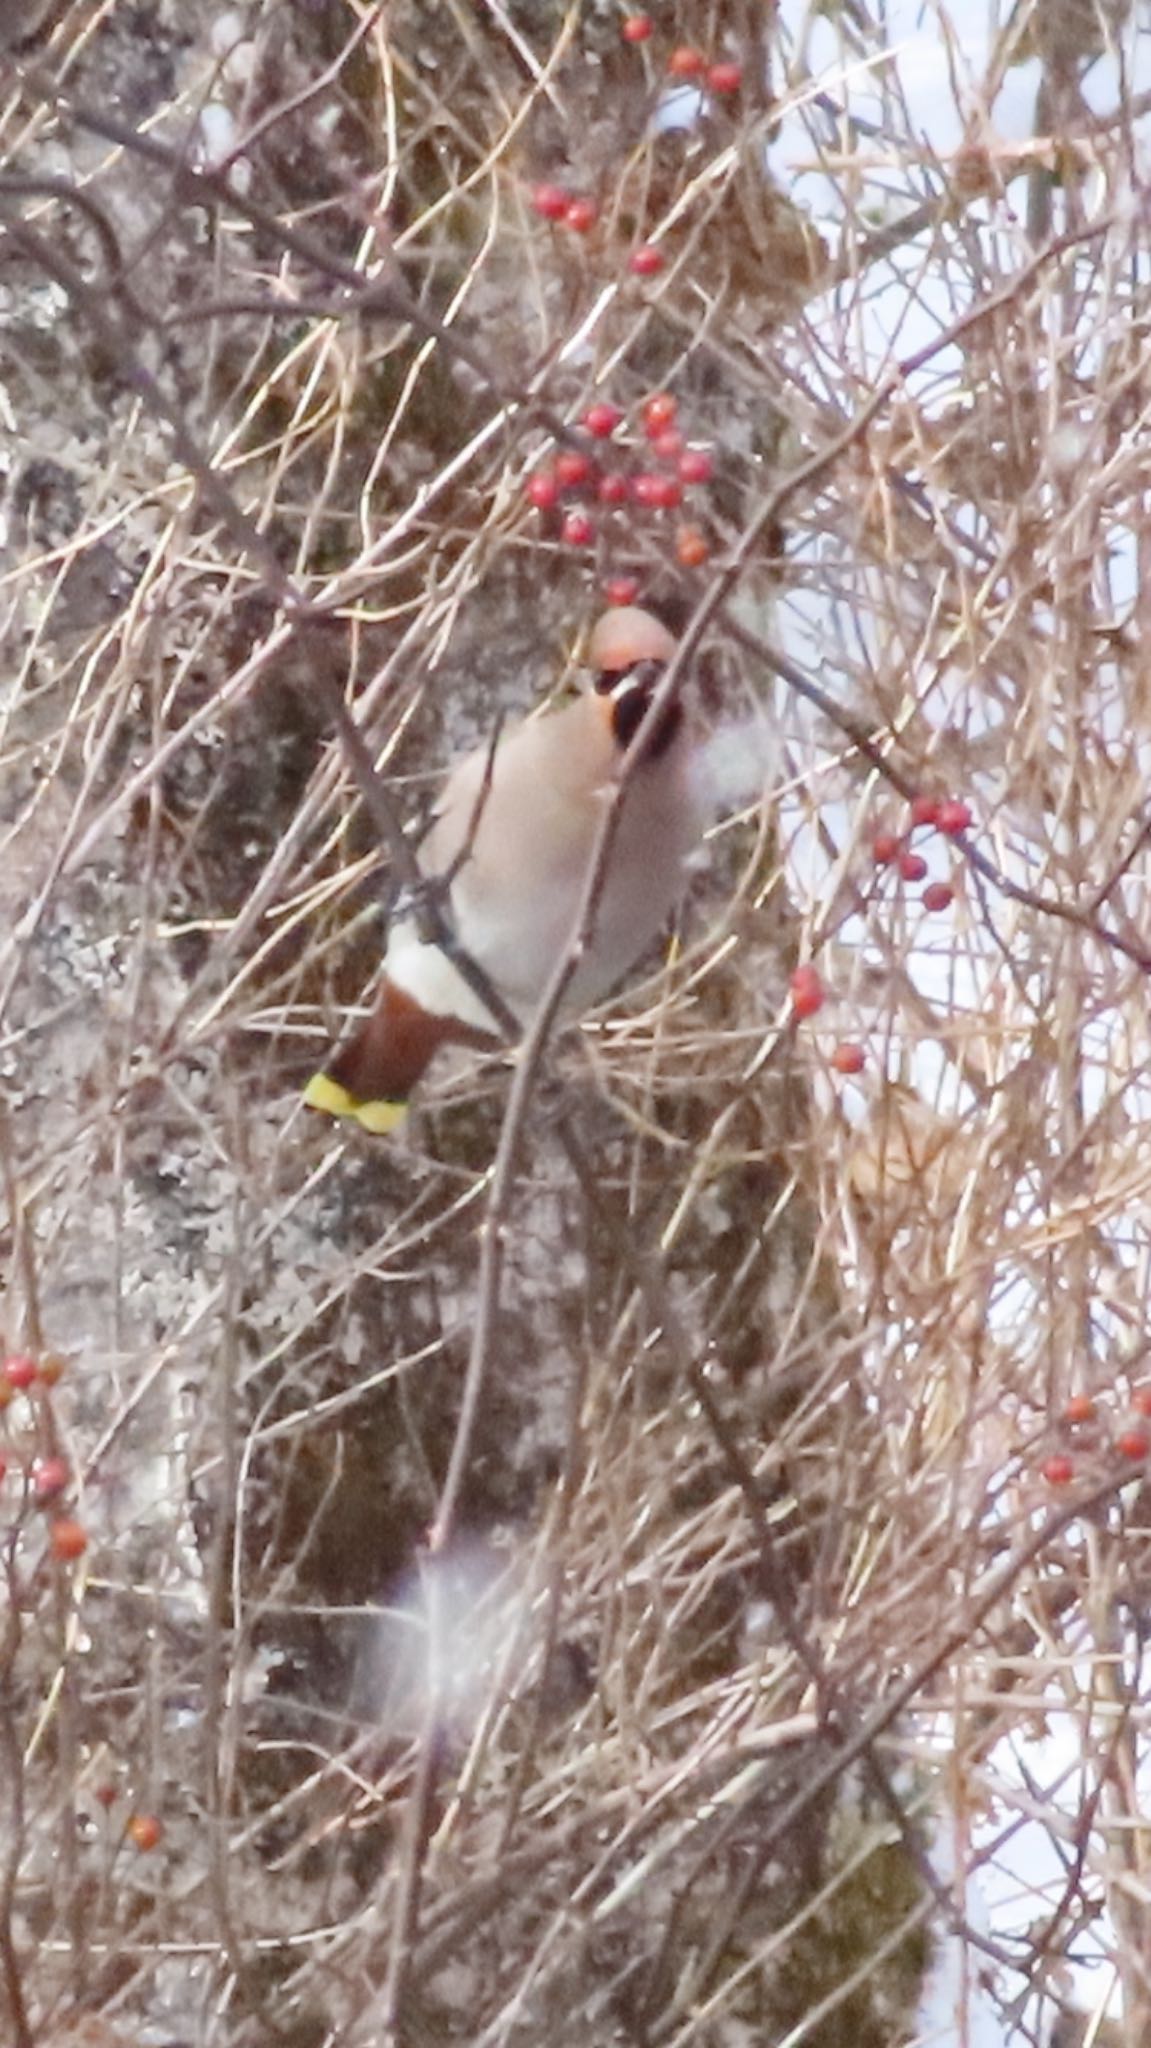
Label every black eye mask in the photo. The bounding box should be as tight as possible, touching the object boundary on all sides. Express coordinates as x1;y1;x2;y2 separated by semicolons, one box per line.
595;659;684;759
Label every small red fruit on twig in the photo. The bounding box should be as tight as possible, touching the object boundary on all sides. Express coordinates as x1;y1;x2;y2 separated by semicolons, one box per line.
1062;1394;1096;1424
621;13;653;41
597;473;630;505
629;244;665;277
1117;1429;1150;1461
4;1355;37;1391
531;183;568;221
564;197;598;233
667;46;705;78
527;471;559;510
937;798;973;836
1041;1454;1074;1485
909;795;941;828
675;525;710;567
50;1518;88;1562
678;447;714;484
872;831;901;865
642;392;678;435
561;510;595;546
831;1043;865;1075
31;1456;69;1504
127;1814;163;1852
922;882;954;913
604;575;641;606
790;965;825;1019
584;402;622;439
707;60;743;93
899;851;928;883
556;450;593;490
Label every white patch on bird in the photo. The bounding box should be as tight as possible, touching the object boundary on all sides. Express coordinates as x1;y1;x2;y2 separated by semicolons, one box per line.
698;713;779;812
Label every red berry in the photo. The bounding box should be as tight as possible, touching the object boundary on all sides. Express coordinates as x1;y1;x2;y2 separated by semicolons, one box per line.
830;1042;865;1075
632;472;663;508
675;524;710;567
93;1782;117;1809
650;475;683;509
1118;1429;1150;1461
707;60;743;93
584;402;622;439
604;575;641;606
50;1517;88;1562
1063;1394;1096;1423
531;182;568;221
527;470;559;510
597;473;630;505
678;447;714;484
643;392;678;435
4;1355;36;1390
909;795;941;828
621;12;653;40
126;1813;163;1853
1041;1454;1075;1485
1131;1388;1151;1417
899;851;928;883
937;798;973;836
668;46;704;77
789;965;825;1020
872;831;901;865
556;449;593;490
651;428;685;461
921;881;954;912
31;1456;69;1504
564;196;598;233
561;510;595;546
629;243;665;277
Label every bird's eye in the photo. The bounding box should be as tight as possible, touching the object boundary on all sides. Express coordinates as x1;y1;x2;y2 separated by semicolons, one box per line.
593;656;663;697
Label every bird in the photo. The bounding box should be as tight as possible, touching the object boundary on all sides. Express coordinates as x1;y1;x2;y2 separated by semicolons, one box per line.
303;602;706;1133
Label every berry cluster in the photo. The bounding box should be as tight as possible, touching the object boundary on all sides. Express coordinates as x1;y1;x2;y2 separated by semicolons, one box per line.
525;390;713;577
0;1348;87;1562
786;966;866;1076
871;792;973;910
529;24;745;278
88;1779;165;1852
786;794;977;1077
531;181;667;278
620;17;744;98
531;179;668;278
1041;1386;1151;1485
530;183;601;236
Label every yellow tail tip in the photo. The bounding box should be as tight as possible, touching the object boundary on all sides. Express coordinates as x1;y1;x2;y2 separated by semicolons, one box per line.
303;1072;408;1135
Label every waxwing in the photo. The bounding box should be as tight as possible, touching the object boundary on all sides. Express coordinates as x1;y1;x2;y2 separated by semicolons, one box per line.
304;604;705;1132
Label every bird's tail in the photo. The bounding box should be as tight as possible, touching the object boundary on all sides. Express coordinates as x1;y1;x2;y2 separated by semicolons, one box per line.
303;978;463;1135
